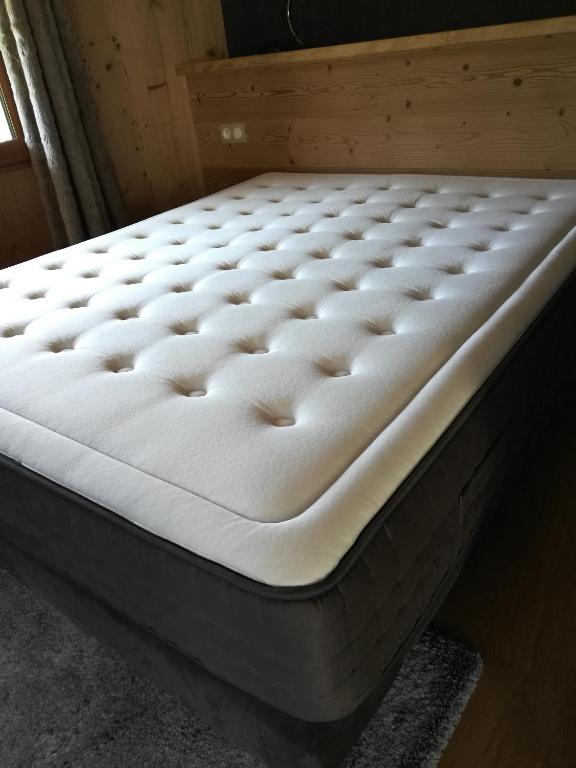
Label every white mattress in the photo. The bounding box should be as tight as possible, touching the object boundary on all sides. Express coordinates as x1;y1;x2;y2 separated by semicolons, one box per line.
1;173;575;586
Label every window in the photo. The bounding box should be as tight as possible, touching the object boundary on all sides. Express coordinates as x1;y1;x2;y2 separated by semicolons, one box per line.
0;97;12;142
0;53;28;168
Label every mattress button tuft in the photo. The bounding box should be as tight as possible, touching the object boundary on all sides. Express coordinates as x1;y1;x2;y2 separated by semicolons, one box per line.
373;258;392;268
49;339;75;353
2;326;25;338
408;288;433;301
115;308;139;320
171;323;198;335
228;294;251;305
292;307;317;320
274;417;295;428
106;357;134;374
334;281;356;292
310;249;330;259
368;323;395;336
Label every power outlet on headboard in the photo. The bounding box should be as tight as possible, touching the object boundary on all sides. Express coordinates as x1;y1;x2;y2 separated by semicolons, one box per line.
220;123;247;143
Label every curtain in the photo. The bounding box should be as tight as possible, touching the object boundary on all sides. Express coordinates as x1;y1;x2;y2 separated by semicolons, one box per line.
0;0;126;249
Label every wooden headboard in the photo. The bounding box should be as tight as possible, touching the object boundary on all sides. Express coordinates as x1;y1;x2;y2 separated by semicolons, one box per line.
177;16;576;193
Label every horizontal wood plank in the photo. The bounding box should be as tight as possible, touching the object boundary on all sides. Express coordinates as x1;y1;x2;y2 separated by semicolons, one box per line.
197;107;575;169
180;17;576;191
188;38;575;124
178;16;576;75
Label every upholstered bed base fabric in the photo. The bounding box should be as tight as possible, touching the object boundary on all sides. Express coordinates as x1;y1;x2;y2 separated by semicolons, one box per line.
0;538;400;768
1;261;575;733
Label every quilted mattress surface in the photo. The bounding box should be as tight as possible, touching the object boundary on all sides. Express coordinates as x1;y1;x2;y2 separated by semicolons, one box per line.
1;172;576;587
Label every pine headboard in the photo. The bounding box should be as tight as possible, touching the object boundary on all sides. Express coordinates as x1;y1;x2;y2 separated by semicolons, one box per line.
177;16;576;193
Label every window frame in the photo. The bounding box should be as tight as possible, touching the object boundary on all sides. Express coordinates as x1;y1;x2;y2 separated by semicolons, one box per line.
0;52;29;170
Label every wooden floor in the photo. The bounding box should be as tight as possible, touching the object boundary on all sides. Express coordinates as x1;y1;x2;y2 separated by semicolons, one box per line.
435;402;576;768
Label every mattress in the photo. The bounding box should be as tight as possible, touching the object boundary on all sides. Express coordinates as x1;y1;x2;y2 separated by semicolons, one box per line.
1;172;576;724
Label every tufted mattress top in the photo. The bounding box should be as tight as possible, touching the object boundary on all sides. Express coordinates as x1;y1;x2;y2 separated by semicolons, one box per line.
1;173;575;587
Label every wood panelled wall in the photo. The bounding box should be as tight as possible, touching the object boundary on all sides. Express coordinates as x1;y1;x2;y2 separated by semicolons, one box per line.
179;16;576;192
68;0;227;221
1;1;227;269
0;166;52;269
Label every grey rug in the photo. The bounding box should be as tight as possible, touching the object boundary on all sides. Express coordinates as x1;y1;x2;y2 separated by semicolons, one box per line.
0;570;481;768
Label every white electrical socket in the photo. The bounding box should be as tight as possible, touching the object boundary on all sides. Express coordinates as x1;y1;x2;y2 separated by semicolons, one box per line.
220;123;247;144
